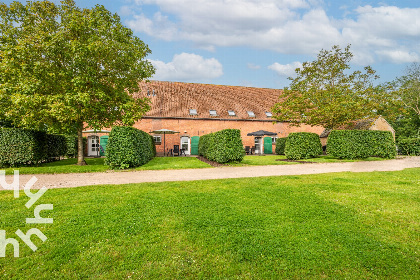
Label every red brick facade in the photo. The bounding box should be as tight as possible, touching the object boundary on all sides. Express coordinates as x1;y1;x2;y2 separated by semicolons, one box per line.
83;80;324;156
134;117;323;155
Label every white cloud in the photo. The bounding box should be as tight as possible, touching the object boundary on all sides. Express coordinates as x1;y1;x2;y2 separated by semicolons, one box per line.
127;1;420;64
149;53;223;81
247;63;261;70
375;49;420;64
268;61;303;77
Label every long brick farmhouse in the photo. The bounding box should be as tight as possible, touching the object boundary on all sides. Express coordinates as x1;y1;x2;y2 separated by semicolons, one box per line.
84;81;323;156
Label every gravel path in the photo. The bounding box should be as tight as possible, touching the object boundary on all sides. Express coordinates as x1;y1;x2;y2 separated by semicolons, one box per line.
2;156;419;189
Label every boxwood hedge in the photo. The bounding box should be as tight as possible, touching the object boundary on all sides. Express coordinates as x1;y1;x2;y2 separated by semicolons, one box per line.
397;138;420;156
64;135;78;158
284;132;322;160
275;137;287;155
198;129;245;163
105;126;155;169
0;128;70;167
327;130;396;159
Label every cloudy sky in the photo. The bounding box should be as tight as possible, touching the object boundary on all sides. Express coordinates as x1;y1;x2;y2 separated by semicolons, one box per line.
4;0;420;88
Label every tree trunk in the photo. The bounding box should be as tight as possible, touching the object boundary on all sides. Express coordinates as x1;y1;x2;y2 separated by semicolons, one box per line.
77;122;87;166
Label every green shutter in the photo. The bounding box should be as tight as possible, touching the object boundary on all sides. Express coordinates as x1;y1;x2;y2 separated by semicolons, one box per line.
191;136;200;155
100;136;109;156
264;137;272;154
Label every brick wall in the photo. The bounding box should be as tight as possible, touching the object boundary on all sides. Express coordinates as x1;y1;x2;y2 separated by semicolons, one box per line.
133;118;323;155
371;117;395;140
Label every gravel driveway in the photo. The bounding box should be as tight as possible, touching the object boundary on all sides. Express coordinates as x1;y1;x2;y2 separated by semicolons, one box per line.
2;156;419;189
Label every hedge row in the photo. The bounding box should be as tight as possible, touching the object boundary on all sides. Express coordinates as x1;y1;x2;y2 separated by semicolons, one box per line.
65;135;78;158
327;130;396;159
105;126;155;169
0;128;74;167
275;137;287;155
198;129;245;163
284;132;322;160
397;138;420;156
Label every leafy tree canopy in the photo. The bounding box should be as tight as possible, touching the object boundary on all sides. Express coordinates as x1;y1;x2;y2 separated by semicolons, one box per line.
0;0;155;164
272;45;382;130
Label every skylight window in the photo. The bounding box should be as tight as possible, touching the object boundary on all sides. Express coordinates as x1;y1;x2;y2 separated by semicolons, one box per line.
209;110;217;116
189;109;198;115
265;112;273;117
228;110;236;116
247;111;255;117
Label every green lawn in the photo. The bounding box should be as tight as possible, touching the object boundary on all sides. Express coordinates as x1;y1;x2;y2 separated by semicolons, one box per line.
3;157;212;175
0;155;397;175
228;154;388;166
0;168;419;279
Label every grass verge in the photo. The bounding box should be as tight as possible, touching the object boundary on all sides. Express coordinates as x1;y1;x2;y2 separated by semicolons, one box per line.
3;157;212;175
0;168;419;279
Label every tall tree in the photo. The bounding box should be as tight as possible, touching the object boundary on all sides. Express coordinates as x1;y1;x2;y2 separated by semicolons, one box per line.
388;63;420;117
0;0;154;165
272;45;381;130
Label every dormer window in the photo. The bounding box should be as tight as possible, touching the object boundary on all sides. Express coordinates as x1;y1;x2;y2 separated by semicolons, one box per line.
265;112;273;118
209;110;217;116
189;109;198;115
247;111;255;117
228;110;236;116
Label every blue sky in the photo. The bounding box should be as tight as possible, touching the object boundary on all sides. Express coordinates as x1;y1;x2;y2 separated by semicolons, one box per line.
4;0;420;89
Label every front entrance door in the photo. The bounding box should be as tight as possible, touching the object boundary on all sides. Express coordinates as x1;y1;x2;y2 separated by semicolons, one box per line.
264;137;273;154
100;136;109;156
191;136;199;155
180;136;190;155
88;135;100;157
254;137;263;154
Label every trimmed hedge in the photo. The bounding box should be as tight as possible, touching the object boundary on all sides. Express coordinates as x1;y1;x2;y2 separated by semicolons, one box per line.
397;138;420;156
275;137;287;155
105;126;155;169
65;135;78;158
0;128;45;167
198;129;245;163
46;134;67;159
0;128;71;167
327;130;396;159
284;132;322;160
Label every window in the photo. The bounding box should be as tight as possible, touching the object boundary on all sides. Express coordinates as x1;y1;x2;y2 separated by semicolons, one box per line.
265;112;273;118
189;109;198;115
247;111;255;117
228;110;236;116
153;135;161;144
271;137;278;144
209;110;217;116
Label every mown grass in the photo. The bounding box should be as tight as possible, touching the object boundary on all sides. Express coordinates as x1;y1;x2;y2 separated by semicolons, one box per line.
0;168;419;279
0;154;398;175
228;154;388;166
3;157;211;175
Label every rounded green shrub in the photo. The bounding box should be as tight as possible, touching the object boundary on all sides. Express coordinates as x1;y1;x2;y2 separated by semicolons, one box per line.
284;132;322;160
105;126;155;169
198;129;245;163
327;130;396;159
397;138;420;156
275;137;287;155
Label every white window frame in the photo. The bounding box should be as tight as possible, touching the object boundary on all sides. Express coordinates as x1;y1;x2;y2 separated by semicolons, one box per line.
153;135;162;144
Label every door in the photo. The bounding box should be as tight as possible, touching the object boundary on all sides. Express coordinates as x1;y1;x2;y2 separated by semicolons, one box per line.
88;135;100;157
264;137;273;154
191;136;199;155
254;137;262;154
100;136;109;156
180;136;190;155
